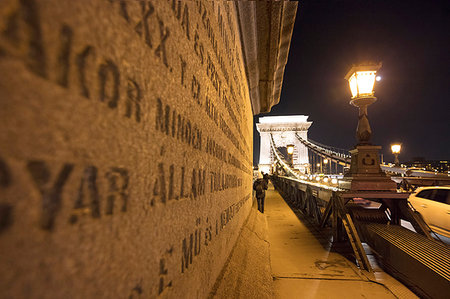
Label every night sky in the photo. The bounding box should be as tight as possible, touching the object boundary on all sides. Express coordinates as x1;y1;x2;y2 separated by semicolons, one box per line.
253;0;449;165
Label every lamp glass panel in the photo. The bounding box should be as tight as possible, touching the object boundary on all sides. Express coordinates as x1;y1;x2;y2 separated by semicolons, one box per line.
348;73;358;98
355;71;376;96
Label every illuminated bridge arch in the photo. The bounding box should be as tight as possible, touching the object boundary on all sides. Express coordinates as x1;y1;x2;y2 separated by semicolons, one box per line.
256;115;352;176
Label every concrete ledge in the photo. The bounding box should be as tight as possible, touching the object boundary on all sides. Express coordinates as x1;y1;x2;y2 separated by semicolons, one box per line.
210;203;273;298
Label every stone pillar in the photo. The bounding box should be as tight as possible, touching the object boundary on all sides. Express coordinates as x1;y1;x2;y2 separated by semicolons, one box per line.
256;116;312;174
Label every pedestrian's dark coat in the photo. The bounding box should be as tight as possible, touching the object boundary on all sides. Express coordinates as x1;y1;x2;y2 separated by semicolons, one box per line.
253;178;268;199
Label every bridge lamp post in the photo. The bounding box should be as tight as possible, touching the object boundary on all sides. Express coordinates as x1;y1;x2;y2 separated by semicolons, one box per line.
287;144;294;166
345;63;382;144
341;63;397;191
323;159;329;174
391;143;401;166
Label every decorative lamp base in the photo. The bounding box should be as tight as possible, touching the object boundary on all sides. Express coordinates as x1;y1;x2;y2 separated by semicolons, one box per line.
340;145;397;191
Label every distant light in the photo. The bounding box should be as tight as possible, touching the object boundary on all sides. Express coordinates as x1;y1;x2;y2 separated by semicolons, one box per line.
391;144;401;154
315;177;321;181
323;177;329;183
331;178;338;184
287;144;294;154
376;76;382;82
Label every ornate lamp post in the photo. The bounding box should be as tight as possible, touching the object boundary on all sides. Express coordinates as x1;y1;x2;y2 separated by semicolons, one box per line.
345;63;381;144
323;158;329;174
341;63;397;191
286;144;294;166
391;143;401;166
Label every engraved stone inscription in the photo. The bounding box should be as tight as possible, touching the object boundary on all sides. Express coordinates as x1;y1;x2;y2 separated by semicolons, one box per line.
0;1;254;298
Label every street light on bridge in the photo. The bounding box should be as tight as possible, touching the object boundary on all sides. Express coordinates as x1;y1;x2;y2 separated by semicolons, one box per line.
287;144;294;166
345;63;381;144
341;63;397;191
391;143;402;166
323;158;329;174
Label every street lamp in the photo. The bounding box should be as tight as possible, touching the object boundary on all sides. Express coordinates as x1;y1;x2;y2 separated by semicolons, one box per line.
323;159;329;174
341;63;397;192
287;144;294;166
345;63;382;144
391;143;402;166
316;163;321;174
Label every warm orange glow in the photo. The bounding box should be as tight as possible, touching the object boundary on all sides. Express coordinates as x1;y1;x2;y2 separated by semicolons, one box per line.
323;159;328;164
391;144;401;154
287;144;294;155
345;64;382;99
348;71;376;98
316;163;320;167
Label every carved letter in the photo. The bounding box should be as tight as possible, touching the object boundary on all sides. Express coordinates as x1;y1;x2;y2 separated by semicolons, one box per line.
190;169;197;200
181;4;190;40
168;164;175;200
105;167;129;214
181;234;193;273
76;46;95;98
19;0;47;77
152;163;166;205
57;24;73;88
98;60;120;109
155;19;170;68
69;166;100;224
125;79;142;122
191;75;201;105
119;1;130;23
156;98;164;132
0;158;12;188
27;161;73;230
180;56;187;87
0;204;13;234
134;1;154;47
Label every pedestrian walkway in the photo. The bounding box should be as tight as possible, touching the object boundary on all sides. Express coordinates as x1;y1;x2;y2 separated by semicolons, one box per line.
264;182;418;299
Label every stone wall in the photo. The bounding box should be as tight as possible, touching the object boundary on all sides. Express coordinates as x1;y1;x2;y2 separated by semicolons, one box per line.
0;1;253;297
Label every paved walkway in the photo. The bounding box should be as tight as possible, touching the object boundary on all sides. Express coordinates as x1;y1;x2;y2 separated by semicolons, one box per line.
264;183;418;299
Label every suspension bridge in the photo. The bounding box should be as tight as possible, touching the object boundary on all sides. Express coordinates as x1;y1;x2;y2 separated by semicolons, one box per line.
256;115;450;299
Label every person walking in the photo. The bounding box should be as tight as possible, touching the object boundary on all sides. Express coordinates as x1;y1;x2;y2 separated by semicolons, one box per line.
253;173;268;213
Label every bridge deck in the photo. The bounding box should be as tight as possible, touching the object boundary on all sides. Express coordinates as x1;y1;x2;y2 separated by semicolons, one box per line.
264;183;417;298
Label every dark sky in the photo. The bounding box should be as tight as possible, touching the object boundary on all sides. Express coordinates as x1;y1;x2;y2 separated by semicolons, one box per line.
253;0;450;165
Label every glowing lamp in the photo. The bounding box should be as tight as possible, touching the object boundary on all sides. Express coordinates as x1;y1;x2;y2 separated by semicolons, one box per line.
316;163;320;167
345;64;382;99
391;143;402;166
287;144;294;155
323;159;328;164
331;178;338;184
345;63;382;145
391;144;401;154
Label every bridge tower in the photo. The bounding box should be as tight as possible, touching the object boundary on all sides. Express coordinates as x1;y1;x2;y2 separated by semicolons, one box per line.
256;115;312;174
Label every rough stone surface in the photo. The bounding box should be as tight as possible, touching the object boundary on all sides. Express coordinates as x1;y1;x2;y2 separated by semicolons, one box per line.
210;202;273;299
0;1;253;298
